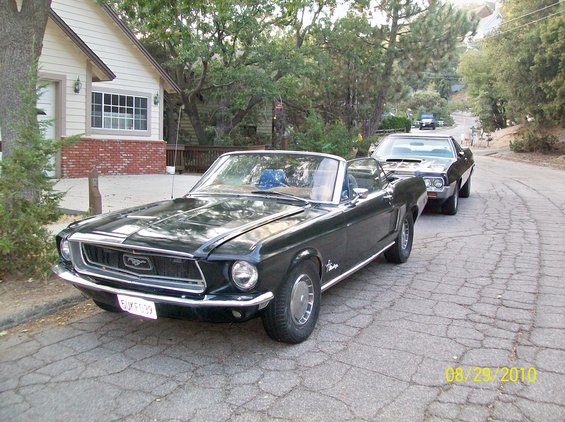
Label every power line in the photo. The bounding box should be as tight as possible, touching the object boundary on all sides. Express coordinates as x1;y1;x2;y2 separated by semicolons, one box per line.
498;1;562;27
496;9;563;36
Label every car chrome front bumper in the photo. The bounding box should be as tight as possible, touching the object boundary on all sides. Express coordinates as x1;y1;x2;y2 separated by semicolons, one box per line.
53;264;274;309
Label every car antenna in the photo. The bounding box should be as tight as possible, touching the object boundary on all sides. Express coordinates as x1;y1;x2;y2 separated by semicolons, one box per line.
171;104;184;199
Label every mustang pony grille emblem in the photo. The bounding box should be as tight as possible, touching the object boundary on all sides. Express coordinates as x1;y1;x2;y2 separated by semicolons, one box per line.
123;254;153;271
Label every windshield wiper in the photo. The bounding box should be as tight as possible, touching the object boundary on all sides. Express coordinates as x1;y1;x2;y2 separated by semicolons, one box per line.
250;190;310;204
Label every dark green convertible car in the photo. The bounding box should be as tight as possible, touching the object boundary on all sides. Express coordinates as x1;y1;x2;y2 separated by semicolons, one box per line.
54;151;427;343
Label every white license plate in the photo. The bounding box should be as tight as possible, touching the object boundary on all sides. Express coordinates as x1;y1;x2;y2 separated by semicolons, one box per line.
117;294;157;319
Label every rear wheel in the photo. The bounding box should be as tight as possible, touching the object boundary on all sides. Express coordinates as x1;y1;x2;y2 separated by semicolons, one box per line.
262;260;321;343
385;212;414;263
93;299;122;313
459;176;471;198
442;184;459;215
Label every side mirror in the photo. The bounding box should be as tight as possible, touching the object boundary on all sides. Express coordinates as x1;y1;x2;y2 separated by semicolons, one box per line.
353;188;369;199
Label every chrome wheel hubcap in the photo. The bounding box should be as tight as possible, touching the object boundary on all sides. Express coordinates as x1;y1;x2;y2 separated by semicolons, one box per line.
290;274;314;325
400;219;410;250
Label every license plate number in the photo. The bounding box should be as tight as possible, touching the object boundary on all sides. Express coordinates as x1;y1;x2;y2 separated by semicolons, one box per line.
117;294;157;319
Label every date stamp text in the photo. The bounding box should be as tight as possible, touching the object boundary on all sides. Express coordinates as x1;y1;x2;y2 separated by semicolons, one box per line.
445;367;537;383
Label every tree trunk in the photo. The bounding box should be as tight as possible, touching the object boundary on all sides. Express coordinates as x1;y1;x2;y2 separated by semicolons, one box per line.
164;96;177;144
180;91;209;145
215;95;231;142
367;5;400;137
0;0;51;159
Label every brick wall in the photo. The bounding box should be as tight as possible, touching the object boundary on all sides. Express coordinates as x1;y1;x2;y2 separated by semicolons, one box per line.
61;138;166;177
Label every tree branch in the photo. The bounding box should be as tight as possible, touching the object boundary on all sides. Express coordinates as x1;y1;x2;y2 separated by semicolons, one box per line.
187;60;208;102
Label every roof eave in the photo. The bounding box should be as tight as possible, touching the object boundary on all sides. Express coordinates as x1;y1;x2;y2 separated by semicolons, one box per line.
48;9;116;82
101;4;181;94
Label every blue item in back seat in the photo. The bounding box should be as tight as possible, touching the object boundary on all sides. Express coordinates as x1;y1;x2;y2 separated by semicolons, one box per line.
257;169;287;189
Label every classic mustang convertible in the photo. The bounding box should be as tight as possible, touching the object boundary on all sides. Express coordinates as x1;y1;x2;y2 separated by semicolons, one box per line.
54;151;427;343
372;134;474;215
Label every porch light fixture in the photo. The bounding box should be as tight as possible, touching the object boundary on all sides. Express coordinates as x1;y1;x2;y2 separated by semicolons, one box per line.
73;77;82;94
153;92;160;105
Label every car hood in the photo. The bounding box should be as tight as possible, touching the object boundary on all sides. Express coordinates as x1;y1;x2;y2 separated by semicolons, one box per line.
379;157;453;174
65;196;307;257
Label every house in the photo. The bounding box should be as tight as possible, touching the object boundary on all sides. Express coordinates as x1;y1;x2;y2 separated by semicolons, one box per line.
38;0;180;177
466;2;503;46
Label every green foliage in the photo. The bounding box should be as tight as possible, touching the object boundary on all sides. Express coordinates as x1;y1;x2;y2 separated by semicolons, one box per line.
459;1;564;127
0;71;73;279
531;14;565;126
114;0;475;144
290;112;354;159
457;49;505;131
379;116;411;132
447;96;471;113
400;90;451;124
509;129;559;154
353;135;376;158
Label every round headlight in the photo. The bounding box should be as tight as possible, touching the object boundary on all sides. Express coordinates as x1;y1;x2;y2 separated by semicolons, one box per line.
424;178;432;188
433;178;444;188
231;261;258;291
60;239;72;261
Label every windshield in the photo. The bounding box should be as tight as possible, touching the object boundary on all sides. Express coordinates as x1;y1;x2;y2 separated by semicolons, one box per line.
191;153;341;202
374;137;455;159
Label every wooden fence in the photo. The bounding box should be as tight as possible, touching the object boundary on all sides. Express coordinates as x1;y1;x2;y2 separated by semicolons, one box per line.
166;144;266;174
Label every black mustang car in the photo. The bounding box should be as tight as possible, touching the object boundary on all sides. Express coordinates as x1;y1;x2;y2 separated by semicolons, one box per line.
54;151;427;343
372;134;474;215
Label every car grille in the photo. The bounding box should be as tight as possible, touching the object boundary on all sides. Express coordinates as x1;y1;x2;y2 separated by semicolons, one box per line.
79;243;206;293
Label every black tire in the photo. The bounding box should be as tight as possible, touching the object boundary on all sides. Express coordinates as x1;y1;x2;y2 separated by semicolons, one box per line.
93;299;122;313
384;212;414;264
432;124;436;130
459;176;471;198
442;184;459;215
262;260;321;343
419;125;423;130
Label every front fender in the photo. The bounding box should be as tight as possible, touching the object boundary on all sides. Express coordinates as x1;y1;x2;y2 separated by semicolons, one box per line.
289;248;323;279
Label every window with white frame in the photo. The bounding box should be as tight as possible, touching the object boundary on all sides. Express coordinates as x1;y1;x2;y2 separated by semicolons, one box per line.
91;92;148;131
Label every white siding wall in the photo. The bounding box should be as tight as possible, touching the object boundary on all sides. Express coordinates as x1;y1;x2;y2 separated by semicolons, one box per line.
51;0;162;140
40;19;87;136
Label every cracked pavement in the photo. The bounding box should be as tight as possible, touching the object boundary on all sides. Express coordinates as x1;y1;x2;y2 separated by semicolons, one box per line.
1;155;564;421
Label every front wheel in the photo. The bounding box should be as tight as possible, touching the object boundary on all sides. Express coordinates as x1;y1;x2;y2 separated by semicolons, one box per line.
385;212;414;263
442;184;459;215
262;260;321;343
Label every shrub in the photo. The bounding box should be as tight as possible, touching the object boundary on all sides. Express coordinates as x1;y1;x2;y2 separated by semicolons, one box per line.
0;69;74;279
379;116;411;132
290;112;354;158
509;130;559;154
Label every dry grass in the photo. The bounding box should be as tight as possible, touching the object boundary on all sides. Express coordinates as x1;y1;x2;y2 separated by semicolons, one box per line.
478;124;565;171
